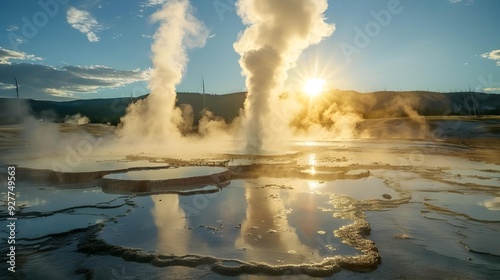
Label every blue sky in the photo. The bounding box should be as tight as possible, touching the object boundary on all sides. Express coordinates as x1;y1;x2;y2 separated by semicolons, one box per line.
0;0;499;100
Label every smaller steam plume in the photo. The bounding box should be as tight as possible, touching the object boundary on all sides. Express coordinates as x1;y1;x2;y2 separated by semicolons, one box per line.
117;0;208;145
64;113;90;125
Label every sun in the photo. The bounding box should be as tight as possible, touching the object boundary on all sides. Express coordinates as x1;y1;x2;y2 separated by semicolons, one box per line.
303;78;326;97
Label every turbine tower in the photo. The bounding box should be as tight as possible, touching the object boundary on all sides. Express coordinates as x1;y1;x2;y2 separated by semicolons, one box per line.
14;77;19;99
14;77;20;122
202;76;206;111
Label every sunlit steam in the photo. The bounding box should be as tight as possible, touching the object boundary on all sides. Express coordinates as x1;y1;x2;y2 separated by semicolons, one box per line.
234;0;334;153
117;0;208;143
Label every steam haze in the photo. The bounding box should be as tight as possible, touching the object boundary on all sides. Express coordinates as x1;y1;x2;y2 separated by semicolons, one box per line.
7;0;472;161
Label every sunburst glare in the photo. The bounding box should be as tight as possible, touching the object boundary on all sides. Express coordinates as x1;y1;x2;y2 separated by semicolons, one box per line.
304;78;326;97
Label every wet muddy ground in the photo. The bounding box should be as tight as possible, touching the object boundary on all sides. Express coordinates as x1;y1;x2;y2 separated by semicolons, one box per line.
1;118;499;279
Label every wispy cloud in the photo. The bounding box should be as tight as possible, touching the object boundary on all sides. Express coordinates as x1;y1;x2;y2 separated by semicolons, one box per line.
0;47;43;65
484;87;500;92
481;49;500;66
6;25;19;32
0;82;16;90
448;0;474;4
66;7;102;42
111;33;123;39
140;0;167;8
137;0;167;19
0;51;149;98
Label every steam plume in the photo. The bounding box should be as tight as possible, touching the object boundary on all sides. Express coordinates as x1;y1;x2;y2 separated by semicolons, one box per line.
117;0;208;143
234;0;334;153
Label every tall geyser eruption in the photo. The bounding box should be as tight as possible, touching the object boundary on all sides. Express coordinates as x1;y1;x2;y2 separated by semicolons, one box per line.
234;0;334;153
117;0;208;142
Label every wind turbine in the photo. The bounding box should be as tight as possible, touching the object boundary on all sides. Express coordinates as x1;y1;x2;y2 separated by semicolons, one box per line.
14;77;20;121
14;77;19;99
202;76;206;111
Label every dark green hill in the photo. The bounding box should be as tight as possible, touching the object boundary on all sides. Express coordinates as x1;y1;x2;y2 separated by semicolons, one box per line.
0;90;498;126
0;92;246;125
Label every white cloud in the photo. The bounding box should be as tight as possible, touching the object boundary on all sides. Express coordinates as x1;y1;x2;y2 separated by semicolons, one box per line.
45;88;73;97
484;87;500;92
0;47;43;65
66;7;102;42
481;49;500;66
0;62;150;98
0;82;16;90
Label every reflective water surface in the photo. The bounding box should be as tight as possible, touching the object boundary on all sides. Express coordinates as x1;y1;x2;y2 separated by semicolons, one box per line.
1;138;499;279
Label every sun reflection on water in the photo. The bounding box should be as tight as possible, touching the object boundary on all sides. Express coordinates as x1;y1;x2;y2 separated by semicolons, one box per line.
308;154;317;175
307;180;322;191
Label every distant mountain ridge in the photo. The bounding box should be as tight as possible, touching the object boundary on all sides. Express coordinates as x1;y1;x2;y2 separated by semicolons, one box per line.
0;90;498;125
